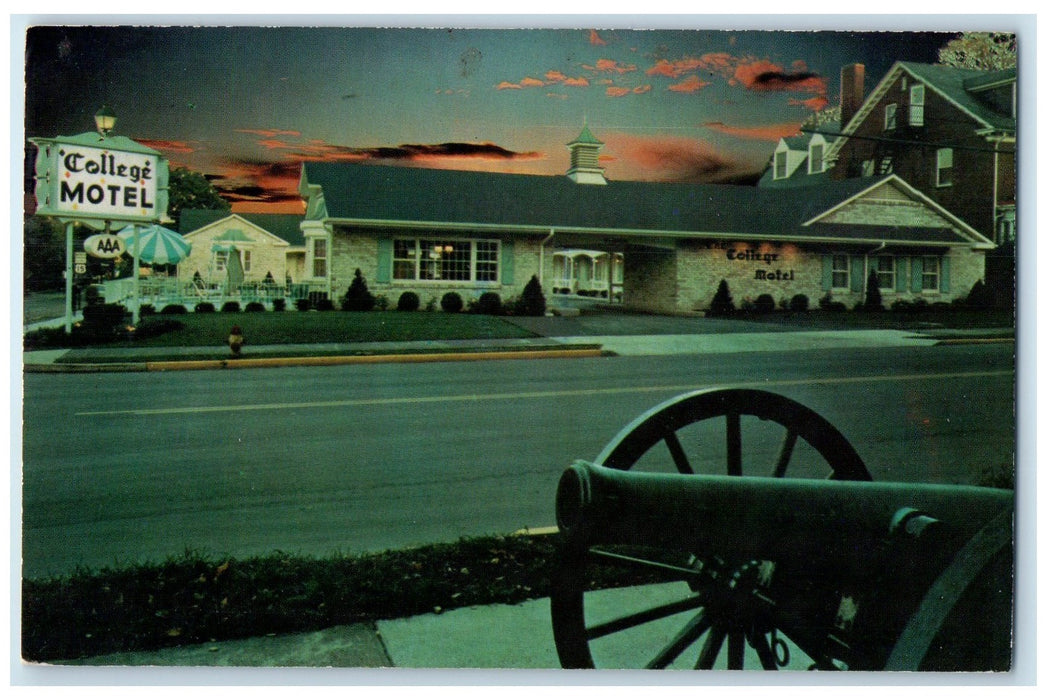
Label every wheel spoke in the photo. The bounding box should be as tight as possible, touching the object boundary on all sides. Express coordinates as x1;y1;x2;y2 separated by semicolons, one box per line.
586;596;704;640
747;630;781;670
695;624;727;668
644;610;712;669
589;546;704;577
727;631;746;669
663;431;694;474
726;412;742;475
773;429;799;478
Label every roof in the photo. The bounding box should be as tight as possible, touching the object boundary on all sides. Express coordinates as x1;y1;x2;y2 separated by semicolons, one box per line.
179;210;306;246
898;62;1015;133
300;162;983;247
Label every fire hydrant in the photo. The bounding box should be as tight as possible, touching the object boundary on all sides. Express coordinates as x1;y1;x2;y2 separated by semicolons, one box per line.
228;325;244;357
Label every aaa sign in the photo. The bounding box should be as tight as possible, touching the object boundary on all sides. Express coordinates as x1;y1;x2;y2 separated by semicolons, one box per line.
84;233;126;259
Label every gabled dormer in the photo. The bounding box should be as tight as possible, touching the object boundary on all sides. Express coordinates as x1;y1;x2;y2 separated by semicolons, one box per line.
566;123;607;185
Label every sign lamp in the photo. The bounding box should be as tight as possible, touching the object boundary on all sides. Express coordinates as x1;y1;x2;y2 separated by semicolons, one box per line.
94;105;117;138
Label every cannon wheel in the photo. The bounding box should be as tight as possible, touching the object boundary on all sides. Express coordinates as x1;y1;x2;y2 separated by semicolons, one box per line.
552;388;872;670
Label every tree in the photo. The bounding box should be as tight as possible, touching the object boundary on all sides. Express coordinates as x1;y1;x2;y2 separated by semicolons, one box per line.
864;270;883;311
23;216;66;290
341;268;375;311
938;32;1016;71
166;167;230;229
708;279;735;317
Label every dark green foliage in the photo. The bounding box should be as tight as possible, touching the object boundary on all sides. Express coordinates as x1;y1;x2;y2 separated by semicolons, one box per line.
440;291;464;313
864;271;883;311
138;304;156;317
397;291;421;312
965;280;995;310
473;292;503;315
789;294;809;312
753;294;776;314
220;301;241;313
166;167;231;229
708;279;735;317
132;318;185;339
342;269;376;311
295;298;312;311
271;298;286;312
315;298;336;311
194;302;216;313
244;301;266;312
21;534;671;662
160;304;188;315
520;275;546;317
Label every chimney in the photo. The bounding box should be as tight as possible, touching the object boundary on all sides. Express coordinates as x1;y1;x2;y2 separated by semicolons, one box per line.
840;63;865;127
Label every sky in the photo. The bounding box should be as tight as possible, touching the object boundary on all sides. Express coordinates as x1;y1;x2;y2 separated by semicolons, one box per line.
22;24;959;214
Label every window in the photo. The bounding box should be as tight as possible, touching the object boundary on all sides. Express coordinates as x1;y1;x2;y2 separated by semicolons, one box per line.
242;250;252;273
392;238;500;283
774;151;788;179
808;144;824;174
860;159;875;177
909;84;925;126
875;256;895;290
884;103;898;131
214;250;228;272
936;148;953;187
921;256;940;291
832;255;850;289
312;238;327;278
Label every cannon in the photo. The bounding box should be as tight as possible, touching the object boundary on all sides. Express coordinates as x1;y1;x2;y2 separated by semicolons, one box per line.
549;388;1014;671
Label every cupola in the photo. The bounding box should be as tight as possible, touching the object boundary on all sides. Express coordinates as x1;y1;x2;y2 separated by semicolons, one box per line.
566;123;607;185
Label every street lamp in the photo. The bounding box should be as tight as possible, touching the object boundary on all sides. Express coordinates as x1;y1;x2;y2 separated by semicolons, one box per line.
94;105;117;139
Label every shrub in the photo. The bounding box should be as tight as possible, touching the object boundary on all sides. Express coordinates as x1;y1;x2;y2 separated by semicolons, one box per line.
295;298;312;311
965;280;995;310
194;302;216;314
752;294;776;314
708;279;735;317
789;294;809;312
440;291;464;313
425;297;439;312
520;275;546;317
397;291;421;312
473;291;502;316
891;299;914;313
315;297;336;311
374;295;389;311
139;304;156;317
863;271;883;311
81;303;131;341
132;317;184;340
220;301;241;313
244;301;266;312
160;304;188;315
342;268;376;311
272;298;286;312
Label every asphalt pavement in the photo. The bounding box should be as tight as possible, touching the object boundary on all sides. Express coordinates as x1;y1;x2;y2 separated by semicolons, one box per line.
19;307;1016;675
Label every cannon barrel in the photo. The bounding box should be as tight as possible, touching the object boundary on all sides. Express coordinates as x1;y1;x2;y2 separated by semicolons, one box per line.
554;461;1014;670
557;461;1011;571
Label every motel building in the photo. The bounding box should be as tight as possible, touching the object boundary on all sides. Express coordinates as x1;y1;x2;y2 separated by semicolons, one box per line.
295;126;994;315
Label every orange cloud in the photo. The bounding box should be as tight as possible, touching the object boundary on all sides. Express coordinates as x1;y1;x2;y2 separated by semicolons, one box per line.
601;132;738;182
496;81;523;90
732;59;827;94
545;70;590;87
789;95;830;111
668;75;711;93
606;85;651;97
594;58;636;74
589;29;606;46
646;57;705;78
136;138;196;154
702;121;804;141
235;128;302;138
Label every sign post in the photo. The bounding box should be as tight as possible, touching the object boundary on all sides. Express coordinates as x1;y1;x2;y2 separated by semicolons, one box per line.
64;221;74;333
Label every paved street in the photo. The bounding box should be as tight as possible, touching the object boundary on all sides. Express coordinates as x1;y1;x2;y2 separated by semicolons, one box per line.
21;343;1014;579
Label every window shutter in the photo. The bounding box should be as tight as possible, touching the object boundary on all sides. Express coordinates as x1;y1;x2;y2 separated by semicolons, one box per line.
821;256;832;291
501;241;515;285
910;256;923;293
850;256;864;293
896;257;907;292
940;256;950;293
375;238;393;283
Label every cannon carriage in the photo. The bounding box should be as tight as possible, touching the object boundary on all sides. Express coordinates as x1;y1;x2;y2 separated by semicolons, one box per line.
549;388;1014;671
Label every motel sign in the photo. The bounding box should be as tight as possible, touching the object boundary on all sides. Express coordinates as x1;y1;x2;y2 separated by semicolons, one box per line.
31;131;169;228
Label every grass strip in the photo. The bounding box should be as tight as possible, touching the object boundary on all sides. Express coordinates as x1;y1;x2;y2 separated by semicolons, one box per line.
21;533;665;663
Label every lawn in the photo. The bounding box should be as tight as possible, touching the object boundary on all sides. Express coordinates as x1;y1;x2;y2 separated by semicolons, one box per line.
127;310;538;347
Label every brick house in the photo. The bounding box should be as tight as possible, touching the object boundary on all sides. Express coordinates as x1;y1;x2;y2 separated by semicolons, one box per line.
177;211;307;295
296;128;993;314
826;62;1016;247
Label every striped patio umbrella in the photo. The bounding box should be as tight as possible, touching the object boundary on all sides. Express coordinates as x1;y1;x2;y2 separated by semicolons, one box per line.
116;224;193;265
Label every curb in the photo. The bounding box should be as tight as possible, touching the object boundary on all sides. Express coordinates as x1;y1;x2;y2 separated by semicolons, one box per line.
24;346;605;373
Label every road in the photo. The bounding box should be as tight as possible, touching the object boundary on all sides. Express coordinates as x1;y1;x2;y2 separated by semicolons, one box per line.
21;343;1014;579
